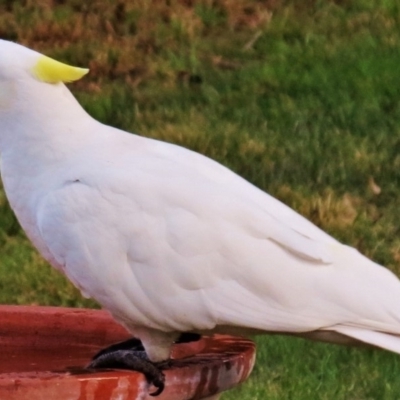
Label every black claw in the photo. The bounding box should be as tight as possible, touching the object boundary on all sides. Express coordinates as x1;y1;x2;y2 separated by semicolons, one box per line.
149;375;165;397
87;333;202;396
87;349;165;396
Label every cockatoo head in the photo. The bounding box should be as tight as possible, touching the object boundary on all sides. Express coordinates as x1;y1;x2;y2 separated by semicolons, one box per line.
0;39;88;115
0;40;91;150
0;40;89;144
0;39;88;85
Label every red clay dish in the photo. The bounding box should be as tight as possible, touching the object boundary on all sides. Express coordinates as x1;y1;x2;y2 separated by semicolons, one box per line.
0;305;255;400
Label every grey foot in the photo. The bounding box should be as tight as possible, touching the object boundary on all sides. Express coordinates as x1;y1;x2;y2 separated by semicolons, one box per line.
91;337;144;361
88;348;166;396
91;332;200;362
87;333;201;396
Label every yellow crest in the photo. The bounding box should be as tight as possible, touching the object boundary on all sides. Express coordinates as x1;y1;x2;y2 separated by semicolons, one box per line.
32;55;89;84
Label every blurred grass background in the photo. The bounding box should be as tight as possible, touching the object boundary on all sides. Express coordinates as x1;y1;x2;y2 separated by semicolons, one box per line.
1;0;400;398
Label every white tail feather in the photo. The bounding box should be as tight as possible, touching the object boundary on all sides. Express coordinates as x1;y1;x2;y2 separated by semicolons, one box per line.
333;326;400;354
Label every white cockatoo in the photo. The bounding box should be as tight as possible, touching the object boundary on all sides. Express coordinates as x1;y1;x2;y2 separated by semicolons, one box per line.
2;39;400;393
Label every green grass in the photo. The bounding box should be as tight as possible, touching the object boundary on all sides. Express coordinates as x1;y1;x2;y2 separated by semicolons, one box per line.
1;0;400;398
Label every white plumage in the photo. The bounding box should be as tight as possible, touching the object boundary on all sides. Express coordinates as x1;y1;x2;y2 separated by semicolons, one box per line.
2;40;400;363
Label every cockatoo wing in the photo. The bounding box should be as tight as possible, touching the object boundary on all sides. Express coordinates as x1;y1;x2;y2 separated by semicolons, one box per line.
35;126;400;348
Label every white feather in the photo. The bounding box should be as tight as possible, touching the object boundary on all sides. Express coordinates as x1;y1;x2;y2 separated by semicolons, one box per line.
2;40;400;362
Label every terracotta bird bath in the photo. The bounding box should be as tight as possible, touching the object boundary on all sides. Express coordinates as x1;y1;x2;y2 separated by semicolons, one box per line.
0;306;255;399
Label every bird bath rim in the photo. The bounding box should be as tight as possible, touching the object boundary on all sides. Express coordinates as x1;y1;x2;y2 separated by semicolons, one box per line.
0;305;255;399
